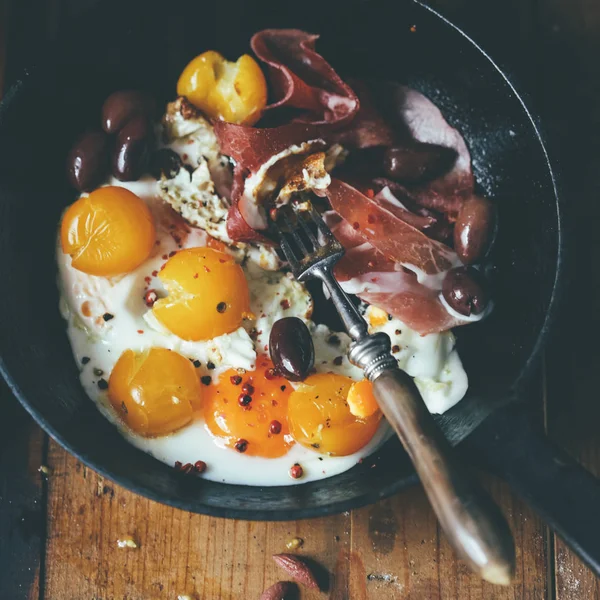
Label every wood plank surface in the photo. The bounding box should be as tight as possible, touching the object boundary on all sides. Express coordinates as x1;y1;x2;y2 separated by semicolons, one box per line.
1;0;599;598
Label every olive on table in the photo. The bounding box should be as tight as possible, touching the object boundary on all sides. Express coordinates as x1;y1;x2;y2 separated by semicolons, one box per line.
383;143;457;184
454;195;495;264
149;148;183;180
66;130;110;192
101;90;156;134
269;317;314;382
112;115;153;181
442;267;489;317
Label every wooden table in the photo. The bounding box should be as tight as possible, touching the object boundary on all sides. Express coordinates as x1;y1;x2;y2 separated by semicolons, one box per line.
1;0;598;598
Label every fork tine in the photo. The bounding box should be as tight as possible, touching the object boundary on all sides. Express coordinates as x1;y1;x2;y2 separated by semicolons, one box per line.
294;211;320;248
271;220;301;271
282;209;310;255
308;206;338;245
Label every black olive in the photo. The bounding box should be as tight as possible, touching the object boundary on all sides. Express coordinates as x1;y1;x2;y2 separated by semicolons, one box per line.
112;115;153;181
454;196;496;265
269;317;315;382
442;267;489;317
383;143;457;184
102;90;156;134
66;130;110;191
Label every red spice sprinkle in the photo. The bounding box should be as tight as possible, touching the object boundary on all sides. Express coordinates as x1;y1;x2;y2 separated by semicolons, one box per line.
144;289;158;308
203;266;211;273
392;345;400;353
182;153;189;160
169;251;177;257
353;221;360;230
271;400;278;407
193;273;199;279
367;214;376;224
280;299;290;310
137;329;144;334
290;464;303;479
194;460;207;474
162;254;168;260
269;420;282;435
174;461;183;470
230;375;243;386
264;368;277;380
219;258;227;263
151;270;158;277
241;382;254;395
144;276;152;284
365;188;375;199
234;439;249;453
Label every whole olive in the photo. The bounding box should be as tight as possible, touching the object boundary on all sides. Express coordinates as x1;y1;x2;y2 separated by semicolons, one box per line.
112;115;153;181
269;317;315;382
442;267;489;317
66;130;110;192
453;195;496;264
101;90;156;134
149;148;183;180
383;143;457;184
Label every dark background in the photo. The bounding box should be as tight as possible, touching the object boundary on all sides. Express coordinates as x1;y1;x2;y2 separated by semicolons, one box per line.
0;0;597;598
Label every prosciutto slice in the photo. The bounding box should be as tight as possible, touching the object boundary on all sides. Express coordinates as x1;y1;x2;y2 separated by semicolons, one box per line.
251;29;359;125
325;212;462;335
325;178;458;277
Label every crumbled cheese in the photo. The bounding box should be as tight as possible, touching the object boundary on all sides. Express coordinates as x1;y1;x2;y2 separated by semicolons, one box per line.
117;536;138;549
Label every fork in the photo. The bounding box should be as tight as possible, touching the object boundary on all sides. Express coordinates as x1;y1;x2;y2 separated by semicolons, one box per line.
273;203;515;585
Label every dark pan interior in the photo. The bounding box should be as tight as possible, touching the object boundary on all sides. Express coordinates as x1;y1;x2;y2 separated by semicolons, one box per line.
0;0;561;519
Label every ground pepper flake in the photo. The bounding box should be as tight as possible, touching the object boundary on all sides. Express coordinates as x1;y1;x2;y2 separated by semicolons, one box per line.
102;313;114;322
81;356;91;365
201;376;212;386
234;439;249;453
333;356;343;366
216;302;227;313
97;378;108;390
392;345;400;353
193;360;201;368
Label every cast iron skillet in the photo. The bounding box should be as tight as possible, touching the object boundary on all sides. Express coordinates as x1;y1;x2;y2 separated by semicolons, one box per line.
1;0;600;576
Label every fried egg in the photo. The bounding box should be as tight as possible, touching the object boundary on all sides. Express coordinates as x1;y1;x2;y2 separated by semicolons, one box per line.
56;107;469;486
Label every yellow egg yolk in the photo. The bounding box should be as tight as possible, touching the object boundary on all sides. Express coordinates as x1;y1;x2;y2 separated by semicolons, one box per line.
287;373;381;456
61;186;156;276
152;247;252;341
108;347;202;437
177;50;267;126
204;357;293;457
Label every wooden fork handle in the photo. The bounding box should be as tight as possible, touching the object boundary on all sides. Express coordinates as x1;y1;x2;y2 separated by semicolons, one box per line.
372;368;516;585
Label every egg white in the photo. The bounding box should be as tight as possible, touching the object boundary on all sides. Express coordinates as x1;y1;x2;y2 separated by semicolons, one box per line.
56;112;469;486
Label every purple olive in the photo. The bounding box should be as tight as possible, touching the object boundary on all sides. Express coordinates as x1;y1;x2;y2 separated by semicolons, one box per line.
66;130;110;191
149;148;183;180
454;195;495;264
442;267;489;317
269;317;314;382
383;143;457;184
112;115;153;181
101;90;156;134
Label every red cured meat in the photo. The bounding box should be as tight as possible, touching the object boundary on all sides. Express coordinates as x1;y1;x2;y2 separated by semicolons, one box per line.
251;29;358;125
325;178;457;276
324;211;462;334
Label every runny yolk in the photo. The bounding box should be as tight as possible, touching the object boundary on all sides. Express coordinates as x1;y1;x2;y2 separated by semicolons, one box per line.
61;186;156;277
152;247;252;341
108;347;202;437
287;373;381;456
204;357;293;457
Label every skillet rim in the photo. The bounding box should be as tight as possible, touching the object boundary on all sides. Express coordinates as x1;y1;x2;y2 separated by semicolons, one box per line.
0;0;565;520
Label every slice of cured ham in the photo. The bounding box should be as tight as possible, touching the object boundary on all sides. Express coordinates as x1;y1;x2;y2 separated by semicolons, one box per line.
324;211;463;334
